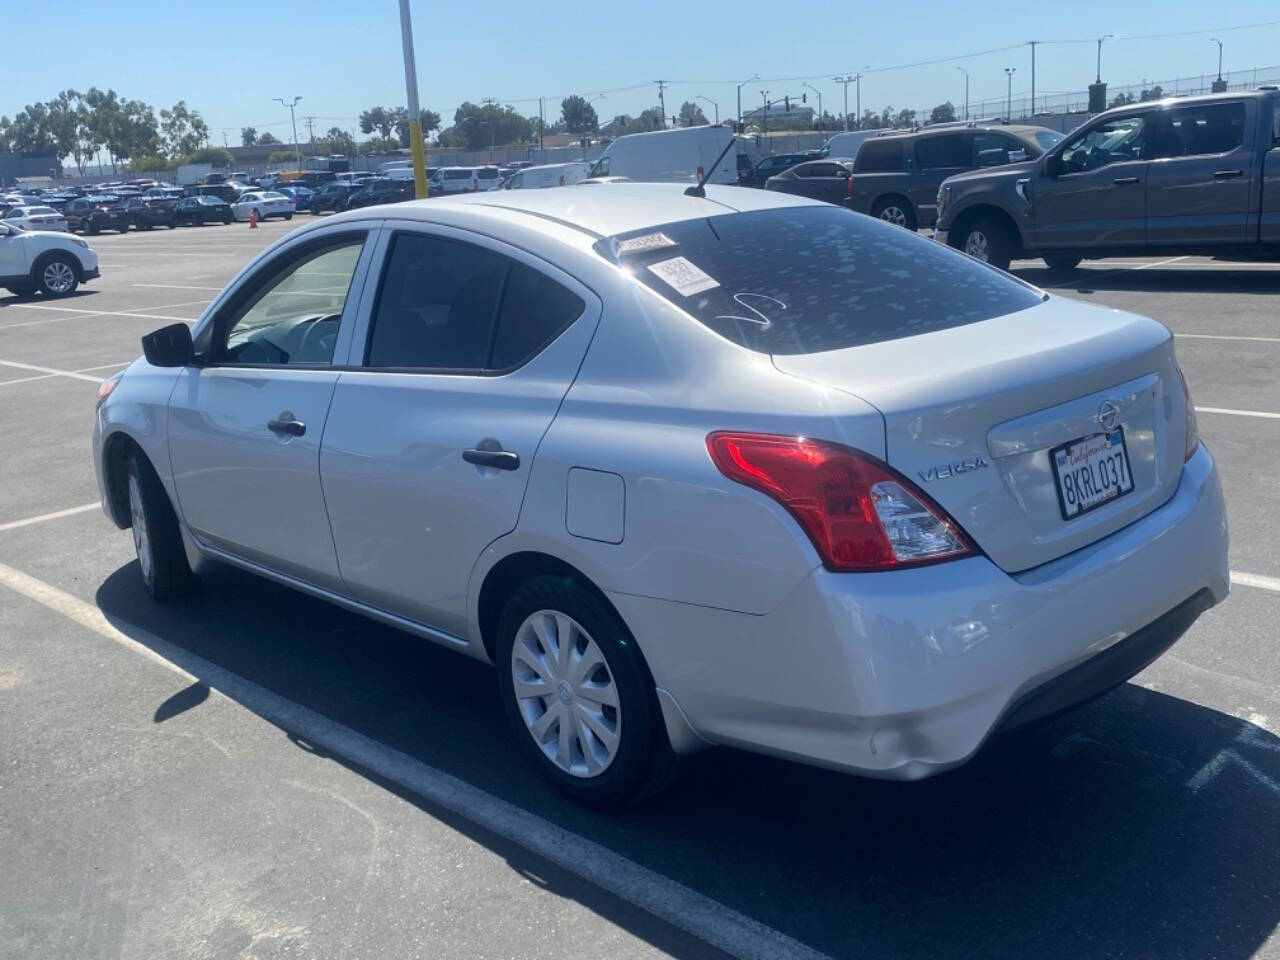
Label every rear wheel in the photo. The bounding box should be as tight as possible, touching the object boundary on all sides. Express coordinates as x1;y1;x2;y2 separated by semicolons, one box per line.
871;197;917;231
87;221;100;236
961;218;1014;271
34;254;78;297
285;213;293;220
496;575;678;807
127;452;196;600
1043;254;1082;274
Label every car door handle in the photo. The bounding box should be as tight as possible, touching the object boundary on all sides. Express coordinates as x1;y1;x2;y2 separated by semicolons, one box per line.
1112;176;1140;185
1212;169;1244;179
462;448;520;471
267;418;306;437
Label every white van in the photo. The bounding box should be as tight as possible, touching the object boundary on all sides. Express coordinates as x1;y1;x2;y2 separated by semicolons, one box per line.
376;159;413;174
819;129;890;160
588;125;739;184
501;161;591;190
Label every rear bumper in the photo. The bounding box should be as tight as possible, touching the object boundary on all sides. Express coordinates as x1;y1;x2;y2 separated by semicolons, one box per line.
610;443;1229;778
933;228;951;245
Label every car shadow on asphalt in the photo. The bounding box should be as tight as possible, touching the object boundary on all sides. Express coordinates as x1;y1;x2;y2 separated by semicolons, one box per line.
0;290;99;307
96;562;1280;960
1014;265;1280;296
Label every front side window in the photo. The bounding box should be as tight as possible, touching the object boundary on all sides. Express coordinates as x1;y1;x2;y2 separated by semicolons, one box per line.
219;237;365;366
973;133;1021;167
595;206;1042;355
1060;114;1149;172
1155;102;1246;158
914;133;969;169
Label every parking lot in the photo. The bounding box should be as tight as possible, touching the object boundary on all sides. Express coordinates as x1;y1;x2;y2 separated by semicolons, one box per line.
2;218;1279;959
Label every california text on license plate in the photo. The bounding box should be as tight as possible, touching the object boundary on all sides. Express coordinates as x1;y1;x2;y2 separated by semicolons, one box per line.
1050;429;1134;521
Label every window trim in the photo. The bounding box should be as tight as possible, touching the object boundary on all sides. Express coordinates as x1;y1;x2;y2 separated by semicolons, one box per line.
349;221;597;378
1151;99;1249;160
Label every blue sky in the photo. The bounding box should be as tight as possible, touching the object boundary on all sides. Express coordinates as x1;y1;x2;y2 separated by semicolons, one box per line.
9;0;1280;138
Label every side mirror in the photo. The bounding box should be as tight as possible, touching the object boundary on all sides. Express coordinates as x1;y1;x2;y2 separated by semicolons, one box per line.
141;322;194;367
1042;153;1064;178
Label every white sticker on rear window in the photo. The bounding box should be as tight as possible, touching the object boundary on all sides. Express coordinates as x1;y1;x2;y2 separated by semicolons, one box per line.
617;232;676;255
647;256;719;297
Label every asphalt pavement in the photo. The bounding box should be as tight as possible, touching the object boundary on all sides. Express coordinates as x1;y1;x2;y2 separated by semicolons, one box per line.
2;217;1279;959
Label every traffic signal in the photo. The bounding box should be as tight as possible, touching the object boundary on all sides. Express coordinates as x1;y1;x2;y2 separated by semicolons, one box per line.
802;93;807;103
784;96;790;111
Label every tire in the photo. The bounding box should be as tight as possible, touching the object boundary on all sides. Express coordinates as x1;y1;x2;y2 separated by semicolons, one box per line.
254;207;263;222
871;196;917;231
168;223;176;230
1043;254;1082;274
960;217;1014;271
222;215;232;224
127;451;196;601
495;574;678;807
34;253;79;297
87;221;100;236
285;213;293;220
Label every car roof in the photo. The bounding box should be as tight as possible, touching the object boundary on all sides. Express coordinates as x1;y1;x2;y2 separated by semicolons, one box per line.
328;181;822;238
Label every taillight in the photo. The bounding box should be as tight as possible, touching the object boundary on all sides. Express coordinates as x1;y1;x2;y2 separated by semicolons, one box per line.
706;432;975;571
846;175;854;199
1177;366;1199;461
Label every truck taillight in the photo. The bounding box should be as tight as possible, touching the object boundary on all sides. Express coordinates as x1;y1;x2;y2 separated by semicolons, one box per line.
1178;366;1200;461
847;175;854;198
706;432;975;571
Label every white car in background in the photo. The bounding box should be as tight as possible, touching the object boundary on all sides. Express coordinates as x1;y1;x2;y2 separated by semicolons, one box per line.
436;166;503;194
2;205;69;232
1;218;99;297
501;162;591;190
231;191;296;222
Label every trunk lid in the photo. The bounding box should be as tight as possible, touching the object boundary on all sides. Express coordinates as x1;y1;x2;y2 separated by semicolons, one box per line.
773;296;1186;572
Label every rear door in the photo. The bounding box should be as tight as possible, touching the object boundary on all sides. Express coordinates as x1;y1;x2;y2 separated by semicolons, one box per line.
319;225;601;637
801;161;851;203
1266;101;1280;245
911;132;970;225
1031;110;1153;248
168;227;375;590
1145;99;1255;245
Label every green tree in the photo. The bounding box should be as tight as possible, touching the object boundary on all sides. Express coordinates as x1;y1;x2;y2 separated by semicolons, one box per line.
159;100;208;158
929;101;956;124
241;126;258;146
359;106;395;140
894;107;917;128
360;136;401;154
1109;91;1135;108
678;101;708;127
1139;85;1165;102
267;150;297;164
257;131;280;145
450;102;533;151
324;127;356;155
7;102;57;153
186;147;234;167
390;107;441;147
46;91;98;176
859;108;878;130
560;95;599;136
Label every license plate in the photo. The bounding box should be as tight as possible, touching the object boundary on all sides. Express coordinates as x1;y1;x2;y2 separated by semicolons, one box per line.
1050;429;1134;520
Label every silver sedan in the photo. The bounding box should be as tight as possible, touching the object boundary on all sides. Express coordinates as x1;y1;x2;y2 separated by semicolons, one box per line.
92;184;1228;806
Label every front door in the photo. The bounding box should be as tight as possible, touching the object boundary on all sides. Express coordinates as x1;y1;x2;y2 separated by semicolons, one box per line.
1031;111;1152;249
0;225;28;279
1145;99;1256;245
168;230;371;590
320;226;600;637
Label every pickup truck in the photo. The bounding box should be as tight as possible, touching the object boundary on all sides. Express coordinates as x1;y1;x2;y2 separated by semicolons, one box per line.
934;88;1280;271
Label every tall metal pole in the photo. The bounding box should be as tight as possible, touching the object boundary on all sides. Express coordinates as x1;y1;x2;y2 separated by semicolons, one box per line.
696;95;718;125
1211;38;1223;81
656;80;668;129
736;75;759;133
1096;34;1113;84
956;66;969;120
538;97;545;152
1029;41;1038;116
1004;67;1016;120
834;76;851;130
397;0;427;198
855;73;863;128
274;96;303;168
802;83;821;131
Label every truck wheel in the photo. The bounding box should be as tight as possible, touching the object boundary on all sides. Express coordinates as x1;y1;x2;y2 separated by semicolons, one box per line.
961;218;1013;271
871;197;917;231
1043;255;1082;275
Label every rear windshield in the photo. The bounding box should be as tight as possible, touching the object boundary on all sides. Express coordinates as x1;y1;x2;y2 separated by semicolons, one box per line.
594;206;1042;355
476;167;499;179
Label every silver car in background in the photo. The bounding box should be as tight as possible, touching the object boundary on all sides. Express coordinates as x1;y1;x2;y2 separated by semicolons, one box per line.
92;184;1228;807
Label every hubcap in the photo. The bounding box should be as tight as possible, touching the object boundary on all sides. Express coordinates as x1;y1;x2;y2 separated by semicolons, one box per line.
964;230;990;261
510;610;621;778
879;206;907;227
42;261;75;294
128;472;152;582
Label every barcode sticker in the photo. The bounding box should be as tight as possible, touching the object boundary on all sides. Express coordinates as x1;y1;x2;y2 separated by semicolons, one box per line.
647;256;719;296
617;232;676;254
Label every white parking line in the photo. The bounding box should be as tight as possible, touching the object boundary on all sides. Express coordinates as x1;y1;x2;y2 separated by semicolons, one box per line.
0;361;133;388
132;283;225;291
1046;255;1191;288
0;560;830;960
1195;406;1280;421
1177;333;1280;344
0;298;209;331
0;503;101;532
0;359;103;382
1232;571;1280;593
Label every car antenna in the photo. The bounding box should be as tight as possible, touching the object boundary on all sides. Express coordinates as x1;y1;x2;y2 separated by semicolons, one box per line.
685;133;739;198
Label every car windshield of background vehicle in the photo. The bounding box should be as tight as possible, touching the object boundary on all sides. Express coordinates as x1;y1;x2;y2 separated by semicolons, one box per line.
1034;129;1065;150
596;206;1043;355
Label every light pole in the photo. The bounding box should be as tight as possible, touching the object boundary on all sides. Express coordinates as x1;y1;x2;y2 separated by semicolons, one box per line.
273;96;302;168
1004;67;1016;119
760;90;769;135
655;80;668;129
1211;37;1224;81
855;72;864;128
1029;40;1038;115
736;74;759;133
695;94;719;125
1096;34;1114;84
833;76;852;130
956;66;969;120
802;82;822;131
585;94;606;156
397;0;427;197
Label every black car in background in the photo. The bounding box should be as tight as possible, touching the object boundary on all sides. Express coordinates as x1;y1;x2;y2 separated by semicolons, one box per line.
308;180;363;214
63;196;131;234
764;158;855;204
125;197;178;230
174;196;233;225
739;150;821;188
345;177;414;210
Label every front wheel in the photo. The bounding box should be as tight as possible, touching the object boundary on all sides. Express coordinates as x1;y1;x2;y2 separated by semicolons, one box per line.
960;218;1014;271
871;197;917;231
127;452;196;600
35;254;78;297
496;575;677;807
285;213;293;220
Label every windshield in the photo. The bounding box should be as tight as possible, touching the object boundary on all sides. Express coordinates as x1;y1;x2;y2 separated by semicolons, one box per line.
1034;129;1066;150
594;206;1043;355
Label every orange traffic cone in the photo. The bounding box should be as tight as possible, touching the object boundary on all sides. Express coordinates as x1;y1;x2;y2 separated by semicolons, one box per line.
248;208;258;229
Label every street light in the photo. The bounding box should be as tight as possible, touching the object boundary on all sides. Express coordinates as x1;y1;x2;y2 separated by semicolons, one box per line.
1211;37;1224;82
834;72;865;129
272;96;302;168
1096;34;1114;84
397;0;427;197
802;82;822;131
759;90;769;135
956;66;969;120
695;94;719;125
1004;67;1016;120
585;95;606;156
736;74;759;132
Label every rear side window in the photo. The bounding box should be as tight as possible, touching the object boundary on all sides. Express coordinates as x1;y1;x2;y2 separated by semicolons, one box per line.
490;263;584;369
595;206;1042;355
855;140;903;173
1157;102;1246;157
914;133;969;169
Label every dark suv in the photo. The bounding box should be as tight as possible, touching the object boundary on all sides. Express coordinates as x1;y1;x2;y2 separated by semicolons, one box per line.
63;196;131;234
844;124;1063;229
309;180;363;214
345;177;414;210
124;197;178;230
